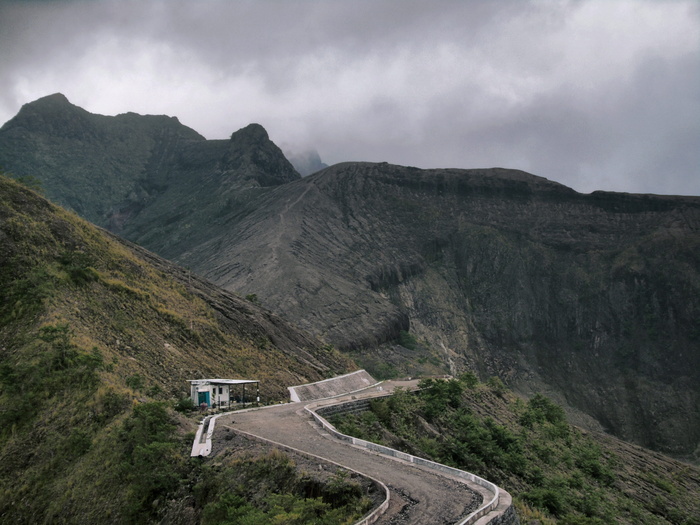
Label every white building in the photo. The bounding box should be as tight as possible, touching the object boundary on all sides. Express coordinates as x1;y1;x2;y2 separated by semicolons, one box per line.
188;378;260;408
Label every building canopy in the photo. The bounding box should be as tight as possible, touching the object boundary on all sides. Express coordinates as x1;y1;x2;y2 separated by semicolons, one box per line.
189;379;259;386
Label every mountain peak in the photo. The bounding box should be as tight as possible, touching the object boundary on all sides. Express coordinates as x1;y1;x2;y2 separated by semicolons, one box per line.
231;123;269;142
1;92;90;137
36;92;72;105
19;92;80;116
223;123;300;186
285;148;328;176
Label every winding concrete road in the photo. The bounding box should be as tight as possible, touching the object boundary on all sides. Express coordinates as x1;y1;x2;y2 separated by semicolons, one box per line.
210;381;494;524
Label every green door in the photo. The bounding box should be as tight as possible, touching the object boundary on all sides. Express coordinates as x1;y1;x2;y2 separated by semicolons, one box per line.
198;391;210;406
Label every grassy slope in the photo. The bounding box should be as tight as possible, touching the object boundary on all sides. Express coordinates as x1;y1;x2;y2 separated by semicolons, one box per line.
332;376;700;525
0;175;355;523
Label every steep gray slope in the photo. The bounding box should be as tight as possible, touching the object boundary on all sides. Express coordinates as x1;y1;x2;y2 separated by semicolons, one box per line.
176;161;700;459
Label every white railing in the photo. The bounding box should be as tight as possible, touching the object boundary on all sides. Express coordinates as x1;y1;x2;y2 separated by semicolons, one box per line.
305;398;504;524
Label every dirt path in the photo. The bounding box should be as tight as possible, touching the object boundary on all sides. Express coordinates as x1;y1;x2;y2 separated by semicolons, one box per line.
211;381;488;524
269;182;313;266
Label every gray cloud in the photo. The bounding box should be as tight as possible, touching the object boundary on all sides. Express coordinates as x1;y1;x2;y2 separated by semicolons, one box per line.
1;0;698;195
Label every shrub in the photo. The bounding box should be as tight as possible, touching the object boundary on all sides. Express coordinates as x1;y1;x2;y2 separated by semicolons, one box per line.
119;402;182;521
574;443;615;485
398;330;418;350
125;374;144;391
59;251;99;285
199;453;371;525
520;393;569;438
486;376;507;396
174;396;194;413
524;487;566;516
418;378;464;417
1;265;56;322
13;174;44;193
458;371;479;388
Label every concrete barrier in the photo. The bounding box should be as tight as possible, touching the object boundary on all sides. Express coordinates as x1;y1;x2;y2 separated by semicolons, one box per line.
190;414;223;456
307;396;517;525
288;369;378;402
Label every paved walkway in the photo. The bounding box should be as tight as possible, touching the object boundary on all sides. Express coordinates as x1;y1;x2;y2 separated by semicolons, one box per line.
211;381;493;524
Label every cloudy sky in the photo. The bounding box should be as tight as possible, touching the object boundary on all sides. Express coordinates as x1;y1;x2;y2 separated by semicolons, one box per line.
0;0;698;195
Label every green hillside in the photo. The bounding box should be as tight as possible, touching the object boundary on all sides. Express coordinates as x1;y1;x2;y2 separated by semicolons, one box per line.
331;376;700;524
0;174;359;523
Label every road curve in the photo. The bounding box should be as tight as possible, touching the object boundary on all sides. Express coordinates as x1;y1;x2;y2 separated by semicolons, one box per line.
210;381;493;524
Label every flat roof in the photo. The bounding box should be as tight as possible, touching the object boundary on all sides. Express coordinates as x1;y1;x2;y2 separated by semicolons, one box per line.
189;379;259;385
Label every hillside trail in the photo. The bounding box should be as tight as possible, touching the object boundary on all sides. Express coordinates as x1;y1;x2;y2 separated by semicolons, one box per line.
212;380;490;524
268;182;313;268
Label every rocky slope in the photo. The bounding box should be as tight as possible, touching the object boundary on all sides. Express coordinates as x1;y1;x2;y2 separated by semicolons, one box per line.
1;95;698;461
176;161;700;460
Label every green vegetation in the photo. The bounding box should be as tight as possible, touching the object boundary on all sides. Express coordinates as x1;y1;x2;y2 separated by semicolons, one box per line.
369;362;399;380
125;373;145;391
0;321;131;522
331;376;700;524
0;174;356;522
398;330;418;350
12;174;44;193
119;402;187;521
116;403;372;524
197;450;371;525
245;293;260;304
0;323;104;436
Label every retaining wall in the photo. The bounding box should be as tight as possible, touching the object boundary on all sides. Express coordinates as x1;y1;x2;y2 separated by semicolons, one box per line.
288;369;378;402
475;505;519;525
316;399;373;418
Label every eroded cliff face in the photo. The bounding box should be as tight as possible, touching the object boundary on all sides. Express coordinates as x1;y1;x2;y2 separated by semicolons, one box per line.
177;162;700;458
395;218;699;456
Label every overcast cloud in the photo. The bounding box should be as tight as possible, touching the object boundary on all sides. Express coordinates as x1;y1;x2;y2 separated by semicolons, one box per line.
0;0;698;195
